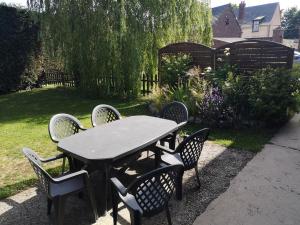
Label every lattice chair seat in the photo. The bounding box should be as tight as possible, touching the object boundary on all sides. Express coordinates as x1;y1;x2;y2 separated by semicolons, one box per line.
111;165;184;225
22;148;98;225
48;113;86;173
157;128;209;188
161;153;183;167
159;101;189;150
48;113;86;143
160;101;188;125
91;104;121;127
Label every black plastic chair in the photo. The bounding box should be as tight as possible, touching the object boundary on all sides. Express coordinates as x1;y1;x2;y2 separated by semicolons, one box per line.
22;148;98;225
111;165;184;225
91;104;121;127
156;128;209;188
160;101;189;149
48;113;86;172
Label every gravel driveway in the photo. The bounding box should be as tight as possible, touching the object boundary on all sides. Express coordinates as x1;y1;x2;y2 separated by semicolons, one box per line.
0;142;254;225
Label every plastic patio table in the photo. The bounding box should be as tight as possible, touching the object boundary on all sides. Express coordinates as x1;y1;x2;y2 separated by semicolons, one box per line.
57;115;178;215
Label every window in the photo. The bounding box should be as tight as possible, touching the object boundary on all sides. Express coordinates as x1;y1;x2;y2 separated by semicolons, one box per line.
225;16;229;25
252;20;259;32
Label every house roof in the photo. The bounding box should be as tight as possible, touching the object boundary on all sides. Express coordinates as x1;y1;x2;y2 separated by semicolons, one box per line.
212;4;231;24
233;2;279;24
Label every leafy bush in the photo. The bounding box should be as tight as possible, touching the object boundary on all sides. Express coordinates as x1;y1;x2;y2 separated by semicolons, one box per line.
150;46;300;128
160;54;192;87
0;5;40;94
248;67;300;125
216;67;300;127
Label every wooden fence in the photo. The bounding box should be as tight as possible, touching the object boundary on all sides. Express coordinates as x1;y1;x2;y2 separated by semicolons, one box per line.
159;40;294;73
159;42;214;71
215;40;294;72
41;69;75;87
41;70;158;96
41;40;294;96
141;73;159;96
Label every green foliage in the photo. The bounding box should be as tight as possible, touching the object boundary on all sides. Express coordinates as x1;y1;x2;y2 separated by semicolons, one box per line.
28;0;212;98
214;66;300;127
282;7;300;39
248;68;299;124
151;60;300;128
160;53;192;87
0;5;40;94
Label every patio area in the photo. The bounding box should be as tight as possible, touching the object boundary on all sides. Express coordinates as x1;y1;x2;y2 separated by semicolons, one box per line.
0;142;254;225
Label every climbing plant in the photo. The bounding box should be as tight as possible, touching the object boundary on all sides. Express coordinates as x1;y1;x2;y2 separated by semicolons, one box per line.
28;0;212;98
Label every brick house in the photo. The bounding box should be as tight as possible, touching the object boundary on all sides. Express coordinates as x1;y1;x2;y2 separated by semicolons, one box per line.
234;2;283;43
212;4;242;38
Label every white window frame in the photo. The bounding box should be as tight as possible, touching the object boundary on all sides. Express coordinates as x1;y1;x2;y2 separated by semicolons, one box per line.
252;20;260;32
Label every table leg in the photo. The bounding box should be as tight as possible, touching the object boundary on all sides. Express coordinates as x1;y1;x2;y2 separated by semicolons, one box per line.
104;164;112;215
154;147;161;168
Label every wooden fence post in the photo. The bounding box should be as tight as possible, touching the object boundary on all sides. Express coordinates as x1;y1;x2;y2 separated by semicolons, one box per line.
142;73;146;96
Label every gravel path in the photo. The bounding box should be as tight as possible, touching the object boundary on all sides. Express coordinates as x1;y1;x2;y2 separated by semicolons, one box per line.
0;142;254;225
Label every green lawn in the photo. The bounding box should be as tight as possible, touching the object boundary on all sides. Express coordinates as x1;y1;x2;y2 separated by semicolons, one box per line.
0;87;276;199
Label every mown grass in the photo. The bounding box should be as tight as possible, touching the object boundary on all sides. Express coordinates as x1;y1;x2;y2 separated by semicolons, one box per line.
0;87;276;199
183;124;276;153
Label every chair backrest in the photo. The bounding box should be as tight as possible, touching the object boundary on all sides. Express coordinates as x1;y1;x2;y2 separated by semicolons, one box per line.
22;148;52;194
128;165;183;217
160;101;188;124
91;104;121;127
176;128;209;170
48;113;83;143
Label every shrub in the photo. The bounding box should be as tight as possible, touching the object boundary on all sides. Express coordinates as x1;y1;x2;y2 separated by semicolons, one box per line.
160;54;192;87
0;5;41;94
248;67;300;125
211;66;300;127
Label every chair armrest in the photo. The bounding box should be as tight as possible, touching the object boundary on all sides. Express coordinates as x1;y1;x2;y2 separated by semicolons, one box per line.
177;121;187;129
52;170;88;183
155;144;176;154
40;153;66;163
111;177;127;196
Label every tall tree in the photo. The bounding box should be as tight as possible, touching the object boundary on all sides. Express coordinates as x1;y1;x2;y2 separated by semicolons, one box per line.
0;4;40;94
282;7;300;39
28;0;212;98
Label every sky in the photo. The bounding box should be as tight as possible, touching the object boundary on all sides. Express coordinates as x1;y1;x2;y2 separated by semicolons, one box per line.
211;0;300;10
1;0;300;10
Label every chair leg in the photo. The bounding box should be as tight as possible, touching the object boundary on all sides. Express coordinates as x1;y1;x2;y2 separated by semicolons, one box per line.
169;134;176;150
53;196;65;225
61;157;66;174
112;190;118;225
130;210;141;225
166;206;172;225
86;181;99;222
194;165;201;188
176;169;184;200
47;198;52;215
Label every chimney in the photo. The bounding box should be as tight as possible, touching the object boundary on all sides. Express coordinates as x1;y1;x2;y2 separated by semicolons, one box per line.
238;1;246;22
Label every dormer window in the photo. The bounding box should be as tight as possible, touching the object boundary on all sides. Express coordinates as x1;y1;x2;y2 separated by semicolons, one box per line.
252;20;259;32
252;16;265;32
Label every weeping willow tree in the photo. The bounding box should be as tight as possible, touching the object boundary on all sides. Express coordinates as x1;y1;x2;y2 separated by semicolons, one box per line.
28;0;212;98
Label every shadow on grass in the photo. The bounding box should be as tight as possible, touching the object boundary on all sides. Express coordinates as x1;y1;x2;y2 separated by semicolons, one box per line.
0;87;149;125
0;166;62;200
